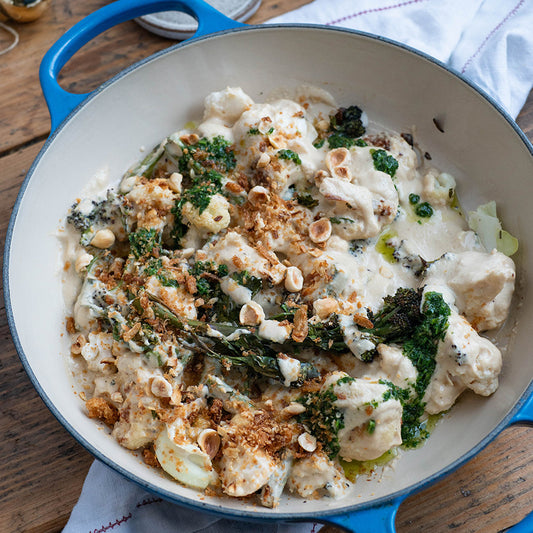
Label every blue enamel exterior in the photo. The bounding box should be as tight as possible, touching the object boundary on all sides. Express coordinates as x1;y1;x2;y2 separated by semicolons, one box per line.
508;510;533;533
5;1;533;531
322;498;404;532
510;386;533;425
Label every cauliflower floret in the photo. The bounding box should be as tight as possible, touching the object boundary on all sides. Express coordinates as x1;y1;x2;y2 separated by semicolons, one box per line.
218;412;278;497
112;381;162;449
377;343;417;388
423;311;502;415
231;99;321;188
383;133;418;184
219;444;277;497
80;332;116;374
318;146;398;239
425;250;515;331
203;87;254;126
144;275;197;320
323;372;403;462
287;451;349;499
205;231;286;283
181;193;230;234
423;169;456;206
126;178;176;231
197;87;254;141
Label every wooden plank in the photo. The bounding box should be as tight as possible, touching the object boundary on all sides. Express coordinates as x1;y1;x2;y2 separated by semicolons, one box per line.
0;0;171;154
397;426;533;532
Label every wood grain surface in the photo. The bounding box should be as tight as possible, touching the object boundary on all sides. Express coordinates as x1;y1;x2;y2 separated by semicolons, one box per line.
0;1;532;532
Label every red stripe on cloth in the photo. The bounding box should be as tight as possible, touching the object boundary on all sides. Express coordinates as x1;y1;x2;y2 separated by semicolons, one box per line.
460;0;525;74
325;0;428;26
89;513;132;533
136;496;163;508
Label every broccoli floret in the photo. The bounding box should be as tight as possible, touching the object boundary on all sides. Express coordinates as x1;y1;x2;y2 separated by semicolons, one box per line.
297;385;344;458
375;291;451;448
361;288;423;350
305;314;348;352
170;165;225;245
67;191;126;246
330;106;366;138
316;105;367;150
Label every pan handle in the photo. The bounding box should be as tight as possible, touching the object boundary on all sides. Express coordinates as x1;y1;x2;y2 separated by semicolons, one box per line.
318;497;404;532
509;388;533;425
39;0;243;132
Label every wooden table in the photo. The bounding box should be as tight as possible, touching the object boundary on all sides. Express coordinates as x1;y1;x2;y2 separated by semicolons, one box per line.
0;1;532;531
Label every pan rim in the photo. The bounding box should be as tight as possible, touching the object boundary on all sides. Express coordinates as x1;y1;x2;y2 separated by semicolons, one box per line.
4;22;533;521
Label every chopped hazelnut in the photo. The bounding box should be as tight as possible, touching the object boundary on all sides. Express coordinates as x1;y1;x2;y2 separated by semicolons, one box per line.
309;218;332;243
248;185;270;206
239;301;265;326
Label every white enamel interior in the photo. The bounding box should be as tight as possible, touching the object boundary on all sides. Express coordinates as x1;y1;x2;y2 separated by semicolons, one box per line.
6;26;533;519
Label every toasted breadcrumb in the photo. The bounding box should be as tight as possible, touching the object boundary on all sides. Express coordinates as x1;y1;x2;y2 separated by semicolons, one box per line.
86;397;119;426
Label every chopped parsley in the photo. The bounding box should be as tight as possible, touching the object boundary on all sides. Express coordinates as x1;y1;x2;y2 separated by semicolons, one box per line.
249;126;274;135
231;270;263;297
415;202;434;218
143;258;163;276
409;193;420;205
277;149;302;165
297;384;344;458
370;148;399;178
129;228;160;258
179;135;236;175
296;193;319;208
379;292;451;448
156;273;179;288
328;134;368;150
328;133;357;149
330;216;354;224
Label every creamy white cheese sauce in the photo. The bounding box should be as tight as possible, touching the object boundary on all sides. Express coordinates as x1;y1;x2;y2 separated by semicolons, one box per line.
61;85;516;507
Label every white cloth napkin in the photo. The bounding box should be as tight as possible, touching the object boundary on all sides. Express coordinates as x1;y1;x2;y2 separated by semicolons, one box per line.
63;1;533;532
268;0;533;118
